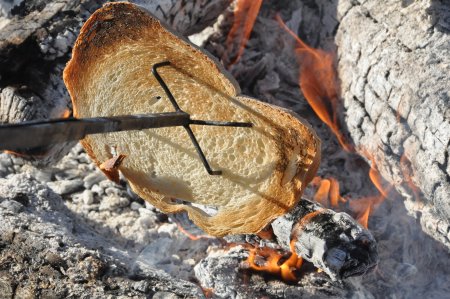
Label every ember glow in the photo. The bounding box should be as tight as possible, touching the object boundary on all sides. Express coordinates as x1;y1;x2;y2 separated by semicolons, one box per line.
61;108;71;118
245;241;303;282
175;223;211;241
223;0;262;67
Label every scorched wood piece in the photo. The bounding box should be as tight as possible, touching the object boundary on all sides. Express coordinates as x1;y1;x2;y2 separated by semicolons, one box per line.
226;198;378;281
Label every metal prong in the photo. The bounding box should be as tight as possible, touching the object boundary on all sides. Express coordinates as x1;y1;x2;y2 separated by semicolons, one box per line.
152;61;223;175
190;119;253;127
184;125;222;175
152;61;181;111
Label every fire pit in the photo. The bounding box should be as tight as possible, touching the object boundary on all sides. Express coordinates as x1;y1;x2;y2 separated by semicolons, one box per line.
0;0;449;298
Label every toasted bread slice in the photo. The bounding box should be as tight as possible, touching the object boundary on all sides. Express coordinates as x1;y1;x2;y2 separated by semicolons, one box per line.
63;2;320;237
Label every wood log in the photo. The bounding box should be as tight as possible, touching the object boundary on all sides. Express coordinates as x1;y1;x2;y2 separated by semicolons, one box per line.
225;198;378;281
335;0;450;246
133;0;231;36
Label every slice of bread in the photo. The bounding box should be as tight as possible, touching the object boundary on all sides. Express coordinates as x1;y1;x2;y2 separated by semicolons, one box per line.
63;2;321;237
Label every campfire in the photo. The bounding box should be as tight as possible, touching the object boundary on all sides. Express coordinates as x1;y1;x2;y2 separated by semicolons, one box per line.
0;0;449;298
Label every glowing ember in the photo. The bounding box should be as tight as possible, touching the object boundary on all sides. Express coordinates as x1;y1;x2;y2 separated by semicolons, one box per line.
276;15;354;152
223;0;263;67
245;240;303;282
175;223;211;241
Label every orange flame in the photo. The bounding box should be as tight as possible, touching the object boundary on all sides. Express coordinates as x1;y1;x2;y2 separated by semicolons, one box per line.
312;177;346;208
312;156;391;229
349;157;390;228
276;15;354;152
245;240;303;282
175;222;211;241
223;0;263;67
366;152;392;199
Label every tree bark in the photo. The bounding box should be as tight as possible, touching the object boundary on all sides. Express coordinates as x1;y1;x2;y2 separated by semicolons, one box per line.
335;0;450;246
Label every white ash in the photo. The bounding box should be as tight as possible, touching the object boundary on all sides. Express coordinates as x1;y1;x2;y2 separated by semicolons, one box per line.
0;0;23;29
0;172;205;297
132;0;231;36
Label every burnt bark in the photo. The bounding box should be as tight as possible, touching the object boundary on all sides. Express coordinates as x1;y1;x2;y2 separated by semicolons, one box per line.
335;0;450;246
225;198;378;281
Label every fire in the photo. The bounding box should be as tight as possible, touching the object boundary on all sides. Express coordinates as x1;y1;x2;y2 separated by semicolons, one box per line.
366;152;392;199
274;15;393;229
312;156;391;229
245;240;303;282
175;222;211;241
222;0;263;67
276;15;354;152
312;177;345;208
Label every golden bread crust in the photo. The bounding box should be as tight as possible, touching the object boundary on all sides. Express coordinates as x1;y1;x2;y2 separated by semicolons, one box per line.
63;2;321;237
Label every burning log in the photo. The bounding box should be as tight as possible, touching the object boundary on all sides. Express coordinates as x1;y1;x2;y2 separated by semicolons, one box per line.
226;198;378;281
334;0;450;247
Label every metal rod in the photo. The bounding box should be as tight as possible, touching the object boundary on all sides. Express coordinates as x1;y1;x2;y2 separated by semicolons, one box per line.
152;61;182;111
0;112;190;151
152;60;226;175
183;125;222;175
190;119;253;127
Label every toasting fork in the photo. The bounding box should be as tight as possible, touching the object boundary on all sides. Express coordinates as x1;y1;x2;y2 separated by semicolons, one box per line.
0;61;253;175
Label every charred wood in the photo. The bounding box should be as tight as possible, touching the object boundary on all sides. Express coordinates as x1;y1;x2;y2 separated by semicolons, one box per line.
226;198;378;281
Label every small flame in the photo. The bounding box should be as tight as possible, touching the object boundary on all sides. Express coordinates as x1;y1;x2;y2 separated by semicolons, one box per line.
276;15;354;152
358;203;371;229
245;240;303;282
349;158;389;228
368;163;389;199
348;197;375;228
312;157;390;229
312;177;346;208
223;0;263;67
